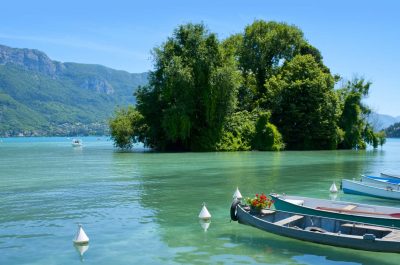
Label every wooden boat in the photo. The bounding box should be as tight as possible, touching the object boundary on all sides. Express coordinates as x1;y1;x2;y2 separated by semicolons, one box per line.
342;179;400;200
230;200;400;252
270;194;400;228
381;172;400;179
361;175;400;191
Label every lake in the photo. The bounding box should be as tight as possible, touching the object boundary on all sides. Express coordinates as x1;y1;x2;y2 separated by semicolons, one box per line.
1;137;399;264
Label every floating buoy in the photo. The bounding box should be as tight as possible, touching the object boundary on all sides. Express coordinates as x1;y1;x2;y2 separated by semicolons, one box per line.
199;219;211;232
329;182;338;193
329;193;338;201
233;187;242;200
73;224;89;245
198;203;211;221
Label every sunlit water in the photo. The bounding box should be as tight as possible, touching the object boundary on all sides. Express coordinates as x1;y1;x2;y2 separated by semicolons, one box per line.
0;137;400;264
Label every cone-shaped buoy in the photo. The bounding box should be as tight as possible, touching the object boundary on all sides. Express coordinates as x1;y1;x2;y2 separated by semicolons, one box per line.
199;219;211;232
198;202;211;221
73;224;89;245
233;187;242;200
329;182;338;193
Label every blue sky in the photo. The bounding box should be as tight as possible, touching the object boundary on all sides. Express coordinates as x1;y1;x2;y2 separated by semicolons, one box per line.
1;0;399;116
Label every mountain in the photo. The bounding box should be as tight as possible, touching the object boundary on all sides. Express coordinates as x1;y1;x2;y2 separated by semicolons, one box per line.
385;122;400;137
0;44;148;136
368;112;400;131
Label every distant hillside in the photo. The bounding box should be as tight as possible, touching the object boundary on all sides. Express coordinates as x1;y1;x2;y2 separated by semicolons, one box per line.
0;44;148;136
368;112;400;131
385;122;400;138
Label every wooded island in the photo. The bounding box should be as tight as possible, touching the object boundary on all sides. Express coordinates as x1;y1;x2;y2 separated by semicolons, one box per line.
109;20;385;151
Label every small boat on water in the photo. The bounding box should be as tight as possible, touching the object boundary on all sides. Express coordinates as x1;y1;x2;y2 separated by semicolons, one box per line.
270;194;400;228
381;173;400;179
230;200;400;252
342;179;400;200
71;138;83;147
361;175;400;190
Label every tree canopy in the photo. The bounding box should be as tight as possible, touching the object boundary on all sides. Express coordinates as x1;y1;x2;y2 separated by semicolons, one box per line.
110;20;384;151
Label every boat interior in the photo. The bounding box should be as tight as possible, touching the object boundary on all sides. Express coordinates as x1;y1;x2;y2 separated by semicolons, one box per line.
280;196;397;217
243;206;400;240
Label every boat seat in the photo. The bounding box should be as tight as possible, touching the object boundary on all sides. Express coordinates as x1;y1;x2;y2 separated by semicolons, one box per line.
342;205;357;210
260;209;275;215
274;215;304;226
285;199;304;206
341;223;393;232
383;231;400;240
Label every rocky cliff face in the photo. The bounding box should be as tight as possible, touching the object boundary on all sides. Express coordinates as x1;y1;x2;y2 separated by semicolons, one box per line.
0;44;64;77
0;44;138;95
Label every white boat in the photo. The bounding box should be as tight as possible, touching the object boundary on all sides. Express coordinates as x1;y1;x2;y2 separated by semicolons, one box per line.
342;179;400;200
71;139;82;147
381;173;400;179
361;175;400;191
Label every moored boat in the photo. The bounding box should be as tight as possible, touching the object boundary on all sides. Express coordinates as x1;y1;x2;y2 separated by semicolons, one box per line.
381;173;400;179
342;179;400;200
361;175;400;191
270;194;400;228
230;200;400;252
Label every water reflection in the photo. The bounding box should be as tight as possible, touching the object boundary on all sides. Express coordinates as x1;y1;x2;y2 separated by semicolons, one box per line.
74;243;89;261
199;219;211;232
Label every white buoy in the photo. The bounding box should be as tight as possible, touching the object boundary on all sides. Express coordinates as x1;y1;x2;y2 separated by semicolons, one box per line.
198;203;211;221
199;219;211;232
233;187;242;200
73;224;89;245
329;182;338;193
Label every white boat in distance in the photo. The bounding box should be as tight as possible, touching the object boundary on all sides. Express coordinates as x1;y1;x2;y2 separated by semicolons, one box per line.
342;179;400;200
71;139;83;147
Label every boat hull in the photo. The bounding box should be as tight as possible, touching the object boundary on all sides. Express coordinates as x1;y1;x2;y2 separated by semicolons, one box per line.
342;179;400;200
235;204;400;252
270;194;400;228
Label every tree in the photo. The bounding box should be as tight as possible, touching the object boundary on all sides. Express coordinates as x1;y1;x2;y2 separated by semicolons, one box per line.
216;109;284;151
252;111;284;151
109;106;147;149
337;77;374;149
239;20;305;97
264;54;340;150
136;23;240;151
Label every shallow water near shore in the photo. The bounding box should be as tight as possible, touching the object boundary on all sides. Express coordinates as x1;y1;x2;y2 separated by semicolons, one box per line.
1;137;400;264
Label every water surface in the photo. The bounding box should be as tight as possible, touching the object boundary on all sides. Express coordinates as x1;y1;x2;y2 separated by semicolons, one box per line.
0;137;399;264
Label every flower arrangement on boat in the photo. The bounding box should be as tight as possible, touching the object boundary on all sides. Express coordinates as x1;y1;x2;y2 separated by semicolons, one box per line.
246;193;274;210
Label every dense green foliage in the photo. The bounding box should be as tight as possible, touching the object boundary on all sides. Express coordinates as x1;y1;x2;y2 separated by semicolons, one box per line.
109;106;147;149
110;20;385;151
385;123;400;138
0;58;147;136
135;24;240;151
264;55;340;150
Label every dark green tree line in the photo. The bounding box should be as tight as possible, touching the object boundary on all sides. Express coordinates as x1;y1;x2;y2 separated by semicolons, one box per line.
109;20;385;151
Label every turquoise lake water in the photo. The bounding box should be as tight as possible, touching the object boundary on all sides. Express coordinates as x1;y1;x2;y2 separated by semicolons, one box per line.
0;137;400;264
